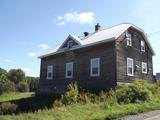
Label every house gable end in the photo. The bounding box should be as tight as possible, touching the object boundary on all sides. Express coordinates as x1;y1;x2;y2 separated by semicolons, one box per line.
58;35;82;51
117;26;155;55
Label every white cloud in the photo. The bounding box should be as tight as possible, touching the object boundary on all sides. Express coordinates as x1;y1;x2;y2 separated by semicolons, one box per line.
39;44;49;50
21;67;31;73
4;59;14;63
57;11;96;25
28;52;37;57
57;21;65;26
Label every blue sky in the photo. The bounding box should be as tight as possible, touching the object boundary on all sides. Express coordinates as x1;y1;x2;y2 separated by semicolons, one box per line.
0;0;160;76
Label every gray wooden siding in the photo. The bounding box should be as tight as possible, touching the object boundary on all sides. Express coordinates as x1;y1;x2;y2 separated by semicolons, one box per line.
116;28;154;83
38;41;116;94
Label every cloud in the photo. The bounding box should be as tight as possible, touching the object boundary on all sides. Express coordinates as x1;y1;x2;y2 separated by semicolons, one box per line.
21;67;31;73
28;52;37;57
39;44;49;50
57;21;65;26
57;11;96;26
4;59;14;63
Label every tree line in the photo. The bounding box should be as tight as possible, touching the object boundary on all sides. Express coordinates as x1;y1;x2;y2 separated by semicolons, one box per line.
0;67;39;94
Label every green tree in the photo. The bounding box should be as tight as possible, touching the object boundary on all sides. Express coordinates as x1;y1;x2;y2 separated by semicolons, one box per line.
7;69;25;85
0;74;15;94
26;77;39;92
0;67;7;76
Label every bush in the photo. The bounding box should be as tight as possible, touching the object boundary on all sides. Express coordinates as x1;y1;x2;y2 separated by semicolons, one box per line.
0;102;17;115
99;90;117;106
61;82;79;105
116;80;151;104
16;82;29;92
0;75;15;94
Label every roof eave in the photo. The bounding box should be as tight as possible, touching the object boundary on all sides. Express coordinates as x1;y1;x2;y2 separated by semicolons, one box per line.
38;37;115;58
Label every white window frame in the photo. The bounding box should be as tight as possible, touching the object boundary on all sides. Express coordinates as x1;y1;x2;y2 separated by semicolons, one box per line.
66;62;73;78
47;65;53;80
126;30;132;46
141;40;145;52
127;58;134;76
142;62;147;74
67;41;73;48
126;34;132;46
90;58;100;77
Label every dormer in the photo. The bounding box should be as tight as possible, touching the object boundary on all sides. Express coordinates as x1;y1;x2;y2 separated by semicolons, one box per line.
58;34;82;51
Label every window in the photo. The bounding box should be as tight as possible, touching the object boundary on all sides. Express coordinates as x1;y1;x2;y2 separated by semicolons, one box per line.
141;40;145;52
90;58;100;77
66;62;73;78
127;58;134;76
126;30;132;46
142;62;147;74
67;41;73;48
126;34;132;46
47;65;53;80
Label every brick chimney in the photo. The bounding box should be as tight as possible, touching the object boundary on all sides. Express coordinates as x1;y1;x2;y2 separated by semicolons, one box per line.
95;23;101;32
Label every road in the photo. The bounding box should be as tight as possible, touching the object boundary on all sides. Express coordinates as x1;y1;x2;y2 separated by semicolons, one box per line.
116;110;160;120
144;114;160;120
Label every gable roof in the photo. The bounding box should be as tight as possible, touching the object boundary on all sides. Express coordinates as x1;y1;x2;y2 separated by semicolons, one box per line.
57;34;82;50
39;23;155;58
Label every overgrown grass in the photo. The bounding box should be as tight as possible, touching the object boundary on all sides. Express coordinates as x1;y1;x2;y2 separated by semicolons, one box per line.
1;101;160;120
0;92;34;103
0;80;160;120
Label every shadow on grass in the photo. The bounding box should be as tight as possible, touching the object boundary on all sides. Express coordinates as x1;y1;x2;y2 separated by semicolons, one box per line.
0;94;60;114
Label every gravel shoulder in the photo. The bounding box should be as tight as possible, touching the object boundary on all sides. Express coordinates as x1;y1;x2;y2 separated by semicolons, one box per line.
115;110;160;120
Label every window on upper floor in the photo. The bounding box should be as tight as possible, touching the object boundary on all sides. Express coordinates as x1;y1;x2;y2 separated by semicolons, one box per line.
67;41;73;48
126;30;132;46
127;58;134;76
66;62;73;78
126;34;132;46
141;40;145;52
142;62;147;74
47;65;53;80
90;58;100;77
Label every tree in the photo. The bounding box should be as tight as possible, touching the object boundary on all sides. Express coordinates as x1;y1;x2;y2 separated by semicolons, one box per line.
0;74;15;94
0;67;7;77
7;69;25;85
26;77;39;92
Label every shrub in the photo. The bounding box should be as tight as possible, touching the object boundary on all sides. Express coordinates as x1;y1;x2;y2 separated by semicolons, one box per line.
61;82;79;105
0;102;17;115
53;99;64;107
133;80;158;94
16;82;29;92
0;75;15;94
116;81;151;104
99;90;117;106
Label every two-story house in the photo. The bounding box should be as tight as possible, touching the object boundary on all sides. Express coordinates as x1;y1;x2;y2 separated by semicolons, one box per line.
38;23;155;95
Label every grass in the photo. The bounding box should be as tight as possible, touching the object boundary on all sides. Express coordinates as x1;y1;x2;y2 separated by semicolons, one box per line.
0;92;34;103
0;100;160;120
0;92;160;120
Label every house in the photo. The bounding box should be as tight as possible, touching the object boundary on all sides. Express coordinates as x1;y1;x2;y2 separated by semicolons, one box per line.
37;23;155;95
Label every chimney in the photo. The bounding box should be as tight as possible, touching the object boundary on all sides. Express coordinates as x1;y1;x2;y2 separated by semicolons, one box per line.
95;23;101;32
83;32;89;37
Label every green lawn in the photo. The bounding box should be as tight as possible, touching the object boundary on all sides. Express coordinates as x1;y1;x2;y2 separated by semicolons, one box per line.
0;92;34;103
0;92;160;120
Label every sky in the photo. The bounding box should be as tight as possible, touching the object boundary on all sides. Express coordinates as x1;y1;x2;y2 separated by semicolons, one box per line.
0;0;160;77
